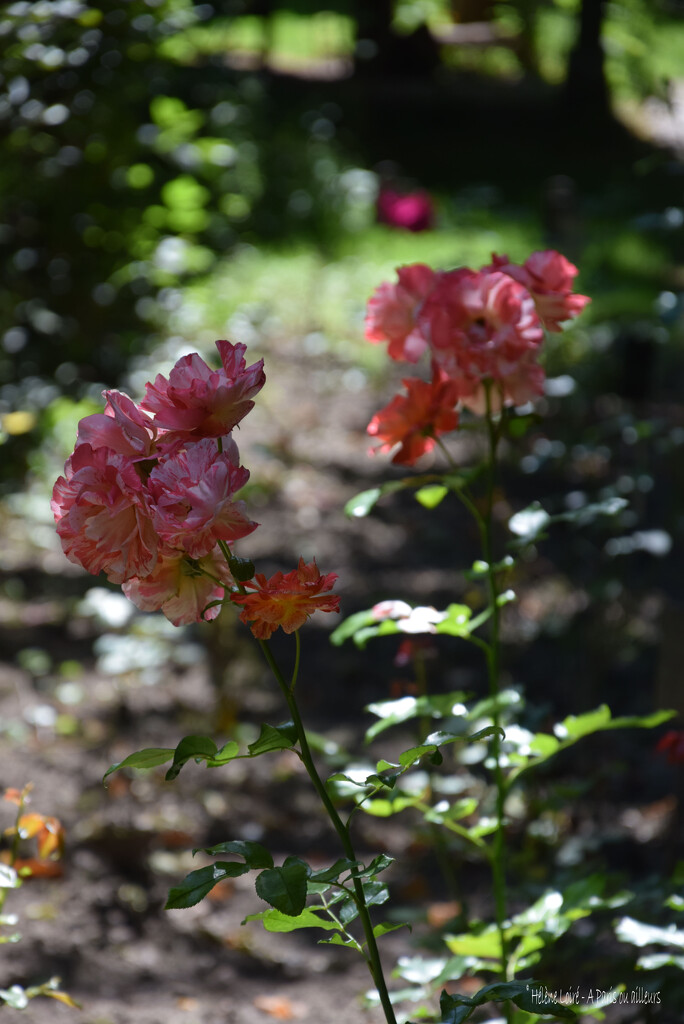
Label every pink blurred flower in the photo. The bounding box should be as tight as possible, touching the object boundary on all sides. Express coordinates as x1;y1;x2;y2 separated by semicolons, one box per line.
230;558;340;639
367;373;460;465
76;390;156;460
123;548;233;626
51;443;157;584
421;269;544;407
141;340;265;442
376;188;434;232
489;250;590;332
365;264;438;362
148;437;257;558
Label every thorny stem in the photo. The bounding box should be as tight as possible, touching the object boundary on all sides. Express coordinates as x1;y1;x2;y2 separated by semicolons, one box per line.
256;636;398;1024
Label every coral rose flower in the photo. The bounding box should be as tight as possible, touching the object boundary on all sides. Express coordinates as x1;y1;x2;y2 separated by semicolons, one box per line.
489;250;590;332
76;390;156;460
365;264;438;362
230;558;340;639
51;443;157;584
141;339;265;442
123;548;233;626
148;438;257;559
367;374;460;465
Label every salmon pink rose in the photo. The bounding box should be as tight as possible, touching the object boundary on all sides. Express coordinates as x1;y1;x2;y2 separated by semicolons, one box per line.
365;264;438;362
148;438;257;559
51;443;157;584
141;340;265;442
489;250;590;332
123;548;233;626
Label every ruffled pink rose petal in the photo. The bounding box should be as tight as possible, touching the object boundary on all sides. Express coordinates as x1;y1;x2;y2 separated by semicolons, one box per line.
489;250;590;332
77;390;156;460
148;438;257;558
141;339;265;440
365;264;438;362
51;443;157;584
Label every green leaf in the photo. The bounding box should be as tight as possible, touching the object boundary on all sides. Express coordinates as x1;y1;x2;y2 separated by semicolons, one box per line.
248;721;298;756
330;608;379;647
193;840;273;870
319;933;363;950
244;906;338;932
255;857;310;916
165;736;218;780
439;982;576;1022
104;747;174;781
358;853;395;877
345;487;383;518
166;862;249;909
373;920;411;939
308;858;358;883
444;927;502;960
615;916;684;950
415;484;448;509
509;497;628;545
435;604;473;637
365;691;468;741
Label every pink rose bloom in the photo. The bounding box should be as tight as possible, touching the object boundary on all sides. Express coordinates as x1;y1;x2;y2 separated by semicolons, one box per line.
141;340;265;442
148;438;257;559
77;390;156;460
489;250;590;332
376;188;434;232
367;373;460;465
365;264;438;362
51;443;157;584
123;548;233;626
422;269;544;392
459;356;545;415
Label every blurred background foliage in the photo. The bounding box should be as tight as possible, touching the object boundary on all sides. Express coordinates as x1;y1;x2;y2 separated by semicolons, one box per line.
1;0;684;489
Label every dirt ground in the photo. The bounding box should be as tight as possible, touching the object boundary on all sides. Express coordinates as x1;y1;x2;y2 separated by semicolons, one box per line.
0;325;681;1024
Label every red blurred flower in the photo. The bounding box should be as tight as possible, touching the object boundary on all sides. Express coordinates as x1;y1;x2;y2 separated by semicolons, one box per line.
230;558;340;639
656;729;684;765
367;373;460;465
365;264;438;362
376;187;434;232
489;250;590;332
141;339;265;443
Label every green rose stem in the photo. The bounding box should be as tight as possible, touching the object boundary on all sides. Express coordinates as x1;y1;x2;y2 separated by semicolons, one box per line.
482;385;510;993
257;633;398;1024
214;538;397;1024
437;385;511;994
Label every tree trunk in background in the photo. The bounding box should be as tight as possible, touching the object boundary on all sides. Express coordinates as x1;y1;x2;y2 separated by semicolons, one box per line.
563;0;611;122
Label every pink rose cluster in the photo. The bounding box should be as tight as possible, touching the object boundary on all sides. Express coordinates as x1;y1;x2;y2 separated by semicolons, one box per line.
365;250;590;464
52;341;265;626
